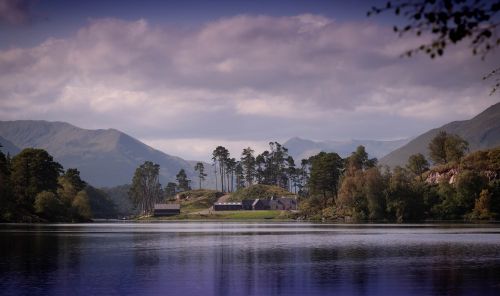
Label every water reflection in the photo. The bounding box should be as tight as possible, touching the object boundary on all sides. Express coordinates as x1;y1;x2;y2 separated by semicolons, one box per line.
0;223;500;295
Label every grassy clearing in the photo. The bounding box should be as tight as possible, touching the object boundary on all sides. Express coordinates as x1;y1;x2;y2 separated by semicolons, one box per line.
139;210;294;221
219;210;291;219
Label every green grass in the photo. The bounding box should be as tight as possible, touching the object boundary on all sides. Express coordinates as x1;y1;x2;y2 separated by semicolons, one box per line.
139;210;293;221
220;210;290;219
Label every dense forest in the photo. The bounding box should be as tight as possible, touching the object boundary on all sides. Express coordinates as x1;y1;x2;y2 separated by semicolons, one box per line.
0;147;116;222
301;132;499;222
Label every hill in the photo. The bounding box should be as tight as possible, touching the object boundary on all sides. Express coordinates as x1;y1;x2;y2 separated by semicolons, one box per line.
284;137;409;161
380;103;500;167
0;120;214;187
229;184;296;201
0;135;20;155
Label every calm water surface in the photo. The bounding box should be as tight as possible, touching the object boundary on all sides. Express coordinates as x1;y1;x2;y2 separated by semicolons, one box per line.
1;222;500;295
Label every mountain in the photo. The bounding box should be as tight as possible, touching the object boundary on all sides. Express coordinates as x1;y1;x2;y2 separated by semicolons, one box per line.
380;102;500;167
284;137;410;161
0;120;214;188
0;135;20;156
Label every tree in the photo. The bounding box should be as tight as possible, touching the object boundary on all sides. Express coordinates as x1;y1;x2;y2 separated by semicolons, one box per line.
286;156;297;193
254;142;292;188
10;148;63;211
255;153;266;184
34;191;63;220
455;169;487;214
428;131;469;164
337;170;367;219
212;146;229;192
469;189;494;220
176;169;191;192
0;149;13;220
364;167;387;220
84;185;116;219
368;0;500;93
368;0;500;59
129;161;162;215
235;162;245;190
61;168;86;192
308;152;344;202
164;182;177;198
385;167;425;222
407;153;430;179
298;159;311;196
225;157;237;192
58;168;87;210
346;146;377;174
194;162;207;189
241;147;256;186
72;190;92;221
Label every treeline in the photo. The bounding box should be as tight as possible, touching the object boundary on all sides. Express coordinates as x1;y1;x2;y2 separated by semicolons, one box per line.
127;132;499;221
0;147;116;222
301;131;500;222
127;142;303;215
208;142;305;193
203;131;499;222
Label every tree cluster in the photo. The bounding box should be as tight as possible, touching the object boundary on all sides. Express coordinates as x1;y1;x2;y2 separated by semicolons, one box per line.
210;142;305;194
300;132;500;222
0;147;115;222
129;161;163;215
128;161;194;213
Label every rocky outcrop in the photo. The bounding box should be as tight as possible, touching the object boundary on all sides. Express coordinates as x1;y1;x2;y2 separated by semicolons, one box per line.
425;168;498;185
425;168;460;185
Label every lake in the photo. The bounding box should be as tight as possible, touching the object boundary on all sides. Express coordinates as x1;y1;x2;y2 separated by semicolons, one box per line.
1;222;500;295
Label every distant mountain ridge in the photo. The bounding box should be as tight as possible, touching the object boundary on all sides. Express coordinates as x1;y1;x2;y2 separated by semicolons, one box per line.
284;137;410;161
380;102;500;167
0;135;20;155
0;120;214;188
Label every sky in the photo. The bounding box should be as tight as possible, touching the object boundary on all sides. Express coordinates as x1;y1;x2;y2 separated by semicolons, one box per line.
0;0;498;161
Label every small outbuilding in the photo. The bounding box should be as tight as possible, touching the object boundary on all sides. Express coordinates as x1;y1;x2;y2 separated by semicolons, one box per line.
153;203;181;216
241;199;255;210
213;202;242;211
252;199;270;210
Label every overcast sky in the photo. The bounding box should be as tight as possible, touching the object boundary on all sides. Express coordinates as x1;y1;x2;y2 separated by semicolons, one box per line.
0;0;498;161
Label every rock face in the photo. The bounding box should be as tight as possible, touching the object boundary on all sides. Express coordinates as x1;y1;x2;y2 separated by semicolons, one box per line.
0;120;215;188
381;102;500;167
425;168;498;185
425;168;461;185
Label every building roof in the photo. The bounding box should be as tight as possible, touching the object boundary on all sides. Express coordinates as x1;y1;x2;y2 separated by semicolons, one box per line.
214;202;242;205
154;203;180;210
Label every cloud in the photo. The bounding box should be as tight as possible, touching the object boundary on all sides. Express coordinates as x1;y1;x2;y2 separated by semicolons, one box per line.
142;138;270;162
0;0;34;25
0;14;498;159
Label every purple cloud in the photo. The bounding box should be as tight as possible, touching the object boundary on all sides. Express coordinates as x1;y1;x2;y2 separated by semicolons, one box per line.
0;14;497;159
